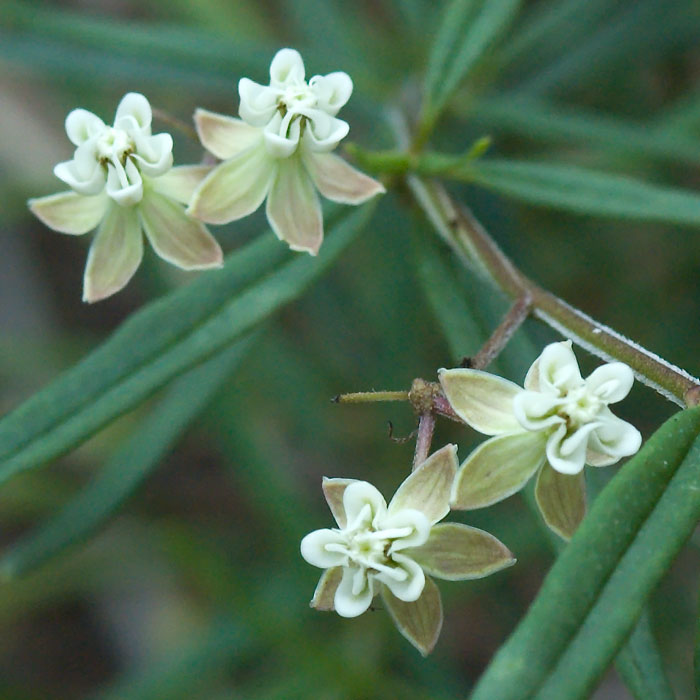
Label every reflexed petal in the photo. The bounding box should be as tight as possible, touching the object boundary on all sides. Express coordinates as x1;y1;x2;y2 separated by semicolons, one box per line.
381;577;443;656
304;111;349;152
382;509;431;551
378;553;425;602
512;390;565;431
343;481;387;528
65;108;105;145
194;108;263;159
334;566;374;618
263;112;301;158
535;463;586;540
439;368;523;435
451;431;547;509
151;165;214;205
238;79;279;126
408;523;515;580
310;567;343;611
586;363;635;403
139;191;223;270
266;157;323;255
534;340;583;395
389;444;458;523
304;152;385;205
29;191;108;235
188;143;275;224
114;92;152;132
83;204;143;303
591;410;642;459
131;133;173;177
106;159;143;206
300;528;347;569
322;477;358;528
270;48;305;86
310;72;353;115
54;142;105;195
546;423;599;475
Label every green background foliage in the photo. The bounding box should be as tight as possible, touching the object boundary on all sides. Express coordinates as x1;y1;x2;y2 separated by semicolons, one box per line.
1;0;700;697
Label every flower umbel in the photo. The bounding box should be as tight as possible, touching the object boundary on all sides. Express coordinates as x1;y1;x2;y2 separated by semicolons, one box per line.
29;92;222;302
300;445;515;655
440;341;642;539
189;48;385;255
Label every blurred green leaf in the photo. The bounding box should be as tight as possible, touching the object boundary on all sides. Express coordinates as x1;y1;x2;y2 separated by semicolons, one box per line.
0;204;375;483
471;407;700;699
0;337;254;578
616;610;675;700
424;0;522;121
460;159;700;228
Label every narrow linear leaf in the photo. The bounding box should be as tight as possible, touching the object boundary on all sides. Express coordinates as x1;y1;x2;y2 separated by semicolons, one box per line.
0;337;254;579
616;611;675;700
471;407;700;700
462;159;700;228
0;204;375;482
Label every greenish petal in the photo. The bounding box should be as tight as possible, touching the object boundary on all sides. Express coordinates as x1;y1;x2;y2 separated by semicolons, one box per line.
29;190;108;235
194;108;263;159
408;522;515;580
322;477;358;528
151;165;214;205
309;567;343;611
535;461;587;540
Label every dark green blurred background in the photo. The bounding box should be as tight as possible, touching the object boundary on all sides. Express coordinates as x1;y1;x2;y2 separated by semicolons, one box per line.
1;0;700;697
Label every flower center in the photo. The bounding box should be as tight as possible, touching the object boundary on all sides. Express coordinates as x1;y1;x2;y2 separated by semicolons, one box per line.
280;83;317;112
560;386;602;427
96;126;134;167
326;524;414;573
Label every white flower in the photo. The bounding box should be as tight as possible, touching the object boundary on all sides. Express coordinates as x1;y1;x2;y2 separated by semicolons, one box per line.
29;93;223;302
300;445;514;655
440;341;642;539
188;48;384;256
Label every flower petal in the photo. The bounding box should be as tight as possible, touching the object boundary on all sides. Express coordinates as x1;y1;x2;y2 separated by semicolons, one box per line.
303;111;349;152
130;133;173;177
407;523;515;580
265;157;323;255
343;481;387;529
388;444;458;523
438;368;523;435
304;152;385;205
106;158;143;206
535;462;586;540
451;431;548;509
151;165;214;205
114;92;152;132
377;553;425;602
300;528;347;569
83;204;143;303
590;410;642;460
512;390;565;432
585;446;619;468
532;340;583;395
309;566;343;611
194;108;263;160
334;566;375;618
270;48;305;86
188;144;275;225
238;79;279;127
381;577;442;656
139;191;223;270
65;108;105;146
546;423;599;475
54;142;105;195
29;191;108;235
383;509;431;551
585;363;635;403
310;72;353;115
263;111;302;158
322;477;359;528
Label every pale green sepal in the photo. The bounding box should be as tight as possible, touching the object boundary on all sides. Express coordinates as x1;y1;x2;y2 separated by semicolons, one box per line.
408;523;515;580
140;191;223;271
438;368;523;435
381;578;443;657
194;108;263;160
389;444;457;523
151;165;214;205
83;204;143;303
304;151;385;204
188;143;275;225
266;156;323;255
322;477;358;528
29;191;108;235
451;431;547;509
535;461;586;540
310;566;343;611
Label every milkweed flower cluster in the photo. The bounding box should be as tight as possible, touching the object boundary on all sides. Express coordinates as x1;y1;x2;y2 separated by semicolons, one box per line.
439;341;642;538
29;49;383;302
300;445;515;655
